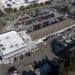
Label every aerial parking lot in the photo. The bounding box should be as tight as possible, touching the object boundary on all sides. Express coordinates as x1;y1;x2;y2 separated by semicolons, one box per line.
0;1;75;34
0;1;75;75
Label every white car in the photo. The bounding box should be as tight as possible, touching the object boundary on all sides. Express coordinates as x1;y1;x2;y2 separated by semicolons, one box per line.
11;71;19;75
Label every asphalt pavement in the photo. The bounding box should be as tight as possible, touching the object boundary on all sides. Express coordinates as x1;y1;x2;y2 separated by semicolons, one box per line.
29;19;75;40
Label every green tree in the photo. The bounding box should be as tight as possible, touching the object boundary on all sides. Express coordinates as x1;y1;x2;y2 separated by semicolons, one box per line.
45;1;52;5
59;70;68;75
40;2;44;6
69;50;75;71
19;6;25;11
0;10;4;16
62;6;69;13
31;3;39;7
13;8;17;12
25;6;30;9
58;63;69;75
4;8;13;13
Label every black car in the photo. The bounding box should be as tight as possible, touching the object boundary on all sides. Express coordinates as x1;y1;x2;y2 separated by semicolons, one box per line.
8;66;19;75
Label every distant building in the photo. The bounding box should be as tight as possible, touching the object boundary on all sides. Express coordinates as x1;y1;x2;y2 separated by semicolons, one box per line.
0;31;38;63
0;0;48;9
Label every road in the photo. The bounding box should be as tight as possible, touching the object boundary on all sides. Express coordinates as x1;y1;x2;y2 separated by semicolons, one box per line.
29;19;75;40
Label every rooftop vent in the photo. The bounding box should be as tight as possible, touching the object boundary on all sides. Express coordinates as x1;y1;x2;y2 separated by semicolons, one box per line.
0;44;3;47
21;43;24;45
6;37;9;39
2;47;5;51
10;45;13;48
15;44;18;47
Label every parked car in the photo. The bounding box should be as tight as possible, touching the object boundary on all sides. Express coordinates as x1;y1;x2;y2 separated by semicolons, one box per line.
8;66;19;75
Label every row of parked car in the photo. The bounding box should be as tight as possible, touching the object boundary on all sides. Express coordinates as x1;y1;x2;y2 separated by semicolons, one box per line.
12;8;65;32
27;16;65;32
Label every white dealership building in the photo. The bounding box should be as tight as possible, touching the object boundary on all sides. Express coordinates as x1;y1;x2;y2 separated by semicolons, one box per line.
0;31;38;63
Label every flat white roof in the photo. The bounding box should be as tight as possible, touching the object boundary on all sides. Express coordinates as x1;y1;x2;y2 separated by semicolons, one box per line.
0;31;26;56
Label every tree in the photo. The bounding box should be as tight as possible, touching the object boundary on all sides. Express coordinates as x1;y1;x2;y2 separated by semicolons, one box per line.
69;50;75;71
45;1;52;5
50;0;53;3
19;6;25;11
58;50;75;74
59;70;68;75
31;3;39;7
0;9;4;16
62;6;69;13
25;6;30;9
13;8;17;12
40;2;44;6
4;8;13;13
58;63;69;75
